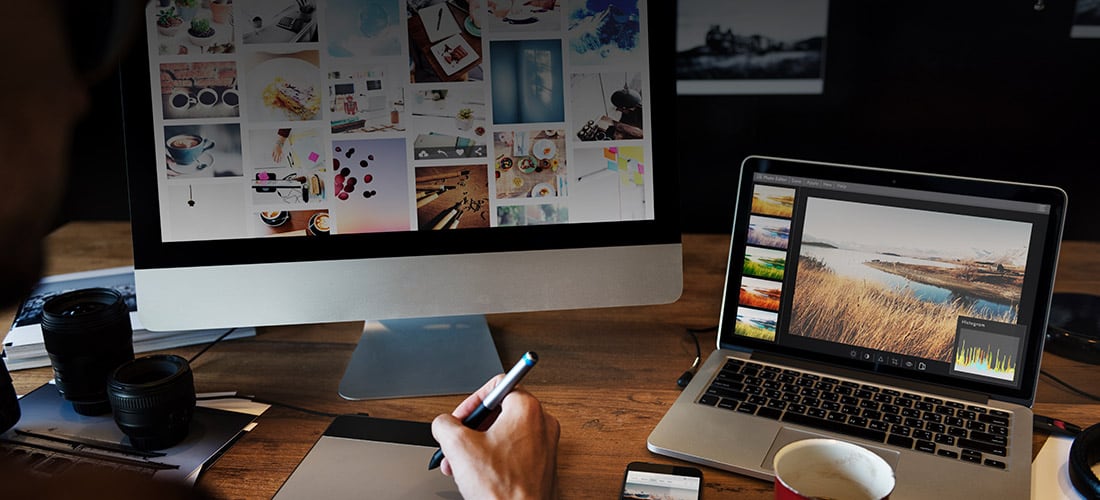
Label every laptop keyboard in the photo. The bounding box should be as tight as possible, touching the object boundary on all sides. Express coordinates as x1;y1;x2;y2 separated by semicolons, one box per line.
697;358;1012;470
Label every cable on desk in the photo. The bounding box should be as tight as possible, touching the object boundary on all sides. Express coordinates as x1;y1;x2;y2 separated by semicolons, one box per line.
1041;369;1100;403
188;329;347;418
678;325;717;389
196;394;344;418
188;327;238;364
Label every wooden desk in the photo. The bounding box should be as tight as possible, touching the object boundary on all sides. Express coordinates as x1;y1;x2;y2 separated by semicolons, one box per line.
5;221;1100;499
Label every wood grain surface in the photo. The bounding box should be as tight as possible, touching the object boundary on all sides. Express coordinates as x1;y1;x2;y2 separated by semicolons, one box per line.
4;222;1098;499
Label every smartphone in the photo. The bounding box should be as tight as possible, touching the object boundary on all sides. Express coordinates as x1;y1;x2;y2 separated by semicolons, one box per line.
620;461;703;500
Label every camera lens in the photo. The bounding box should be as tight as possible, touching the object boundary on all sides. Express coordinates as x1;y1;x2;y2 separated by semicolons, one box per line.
107;354;196;450
0;358;19;433
41;287;134;416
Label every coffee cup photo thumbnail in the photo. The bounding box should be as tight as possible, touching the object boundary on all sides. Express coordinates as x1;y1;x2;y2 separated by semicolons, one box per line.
160;62;240;119
164;124;244;179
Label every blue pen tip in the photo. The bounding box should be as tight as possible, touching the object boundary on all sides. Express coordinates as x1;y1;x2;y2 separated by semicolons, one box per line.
524;351;538;365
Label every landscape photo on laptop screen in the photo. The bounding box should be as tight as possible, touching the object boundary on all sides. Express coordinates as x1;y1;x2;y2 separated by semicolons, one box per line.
141;0;658;242
733;169;1058;391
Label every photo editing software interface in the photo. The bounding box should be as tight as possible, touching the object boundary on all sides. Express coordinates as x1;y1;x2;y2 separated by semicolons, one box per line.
733;172;1056;390
143;0;658;242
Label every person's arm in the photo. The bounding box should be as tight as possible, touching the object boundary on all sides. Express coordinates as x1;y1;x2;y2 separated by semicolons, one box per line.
431;374;560;500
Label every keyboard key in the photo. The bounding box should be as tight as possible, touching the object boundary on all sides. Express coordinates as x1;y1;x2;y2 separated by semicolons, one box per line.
757;407;783;420
847;416;868;427
887;434;914;449
723;359;744;370
961;450;983;464
869;420;890;432
984;458;1007;469
958;438;1007;457
979;413;1010;427
915;440;936;453
934;434;956;446
783;412;888;443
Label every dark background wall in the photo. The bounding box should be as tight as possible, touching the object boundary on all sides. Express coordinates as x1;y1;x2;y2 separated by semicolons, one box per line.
62;0;1100;240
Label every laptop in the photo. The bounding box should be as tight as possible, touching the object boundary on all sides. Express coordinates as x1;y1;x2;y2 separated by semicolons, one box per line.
648;156;1067;499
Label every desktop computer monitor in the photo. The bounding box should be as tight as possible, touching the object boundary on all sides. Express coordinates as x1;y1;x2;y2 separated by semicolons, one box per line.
121;0;681;399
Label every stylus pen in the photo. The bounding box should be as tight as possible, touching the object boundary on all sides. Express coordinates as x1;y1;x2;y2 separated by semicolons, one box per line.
427;351;539;470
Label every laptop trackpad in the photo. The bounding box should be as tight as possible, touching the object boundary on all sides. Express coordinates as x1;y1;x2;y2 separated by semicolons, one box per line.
760;427;901;472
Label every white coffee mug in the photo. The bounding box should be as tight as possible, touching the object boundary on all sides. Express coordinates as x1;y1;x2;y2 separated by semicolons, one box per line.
773;438;895;500
196;88;219;108
221;88;240;108
168;90;196;111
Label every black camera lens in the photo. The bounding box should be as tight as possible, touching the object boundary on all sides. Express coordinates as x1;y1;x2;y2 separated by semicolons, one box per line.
41;287;134;416
0;358;19;433
108;354;196;450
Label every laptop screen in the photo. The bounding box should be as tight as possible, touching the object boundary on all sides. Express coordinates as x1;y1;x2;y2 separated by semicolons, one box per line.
719;156;1067;405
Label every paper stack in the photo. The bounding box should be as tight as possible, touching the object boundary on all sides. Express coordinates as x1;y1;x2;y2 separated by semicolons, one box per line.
3;266;255;371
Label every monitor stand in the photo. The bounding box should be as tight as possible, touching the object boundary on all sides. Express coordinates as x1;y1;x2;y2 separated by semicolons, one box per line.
337;315;504;400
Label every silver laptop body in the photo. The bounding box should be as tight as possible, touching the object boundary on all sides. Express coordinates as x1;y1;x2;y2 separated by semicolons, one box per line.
649;156;1067;500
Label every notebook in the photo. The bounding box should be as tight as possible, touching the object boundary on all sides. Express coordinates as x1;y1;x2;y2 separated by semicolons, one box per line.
648;156;1067;499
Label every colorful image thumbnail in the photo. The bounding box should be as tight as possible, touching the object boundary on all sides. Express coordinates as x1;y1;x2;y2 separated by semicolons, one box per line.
572;72;644;141
752;184;795;218
326;0;401;58
330;138;411;233
159;61;239;119
735;306;777;342
490;39;564;124
416;165;489;230
567;0;642;66
163;124;243;179
743;246;786;281
408;0;484;82
152;1;235;55
494;130;566;199
240;0;319;44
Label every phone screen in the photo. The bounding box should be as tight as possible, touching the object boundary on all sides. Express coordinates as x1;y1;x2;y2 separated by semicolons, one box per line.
621;463;702;500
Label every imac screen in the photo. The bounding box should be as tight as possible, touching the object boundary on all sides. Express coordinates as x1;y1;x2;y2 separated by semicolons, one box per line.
131;0;673;244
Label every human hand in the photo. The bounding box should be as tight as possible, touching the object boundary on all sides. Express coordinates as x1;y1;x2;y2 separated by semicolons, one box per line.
431;374;560;500
272;137;286;163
